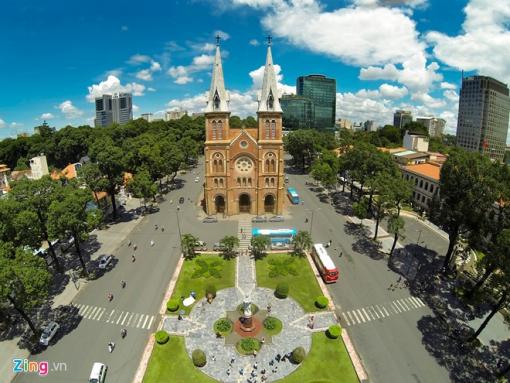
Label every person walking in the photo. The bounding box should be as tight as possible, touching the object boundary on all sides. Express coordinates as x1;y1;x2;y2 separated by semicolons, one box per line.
132;254;136;262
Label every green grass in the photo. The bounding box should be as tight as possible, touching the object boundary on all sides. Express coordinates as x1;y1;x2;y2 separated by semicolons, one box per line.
263;316;283;336
143;336;216;383
275;332;359;383
170;254;236;315
255;253;323;312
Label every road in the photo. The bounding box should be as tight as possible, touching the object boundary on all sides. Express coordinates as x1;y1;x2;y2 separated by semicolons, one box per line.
284;170;451;383
13;163;218;383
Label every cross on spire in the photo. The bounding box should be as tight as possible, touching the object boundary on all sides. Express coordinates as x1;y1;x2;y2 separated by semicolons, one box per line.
216;34;221;46
267;35;272;46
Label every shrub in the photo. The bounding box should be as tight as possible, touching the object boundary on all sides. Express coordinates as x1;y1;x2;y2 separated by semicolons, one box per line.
275;282;289;299
192;349;207;367
291;346;306;364
327;324;342;339
205;284;217;298
213;318;233;336
315;296;329;309
155;330;169;344
166;299;180;312
263;316;283;335
236;338;261;355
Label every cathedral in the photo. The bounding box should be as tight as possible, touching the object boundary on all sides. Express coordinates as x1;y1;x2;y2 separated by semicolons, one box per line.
203;38;285;216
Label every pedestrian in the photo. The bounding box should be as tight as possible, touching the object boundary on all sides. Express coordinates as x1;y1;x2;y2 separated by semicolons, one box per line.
161;226;165;232
133;244;138;251
267;304;272;314
261;337;265;344
211;355;216;362
305;218;309;223
132;254;136;262
155;224;158;230
328;240;332;247
241;228;243;234
276;354;281;362
339;251;343;258
254;362;258;369
253;349;257;357
150;240;155;247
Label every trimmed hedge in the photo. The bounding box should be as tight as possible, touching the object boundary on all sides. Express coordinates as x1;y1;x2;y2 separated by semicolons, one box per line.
213;318;233;336
236;338;262;355
275;282;289;299
263;316;283;335
327;324;342;339
315;296;329;309
205;284;217;298
291;346;306;364
192;349;207;367
166;298;180;312
155;330;169;344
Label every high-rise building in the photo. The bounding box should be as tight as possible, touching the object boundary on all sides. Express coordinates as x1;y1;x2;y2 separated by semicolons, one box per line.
416;117;446;138
280;95;313;130
456;75;510;161
141;113;153;122
296;75;336;130
336;118;353;130
393;110;413;130
94;93;133;127
203;38;284;216
363;120;376;132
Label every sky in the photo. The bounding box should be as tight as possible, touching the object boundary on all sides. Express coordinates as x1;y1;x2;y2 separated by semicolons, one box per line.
0;0;509;140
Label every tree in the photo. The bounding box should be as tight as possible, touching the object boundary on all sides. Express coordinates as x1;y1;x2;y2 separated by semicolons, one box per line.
250;235;271;259
230;116;242;129
219;236;240;259
127;169;157;206
160;138;185;183
181;234;199;259
378;125;401;145
243;116;257;128
14;157;29;171
88;137;125;219
178;136;199;167
80;163;108;209
352;198;368;228
389;176;413;217
292;231;312;256
0;248;52;336
48;187;100;275
387;214;405;257
371;173;395;240
402;121;428;137
283;129;327;172
9;177;64;272
437;150;497;271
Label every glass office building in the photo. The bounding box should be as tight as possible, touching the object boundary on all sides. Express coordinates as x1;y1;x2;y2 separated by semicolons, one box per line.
281;95;314;130
296;75;336;130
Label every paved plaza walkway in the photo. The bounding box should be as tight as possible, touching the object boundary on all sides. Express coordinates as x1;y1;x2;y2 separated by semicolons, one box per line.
162;220;338;382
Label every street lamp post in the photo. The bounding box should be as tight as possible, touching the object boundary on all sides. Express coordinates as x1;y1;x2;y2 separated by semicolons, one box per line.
176;206;183;255
417;229;423;245
306;208;320;238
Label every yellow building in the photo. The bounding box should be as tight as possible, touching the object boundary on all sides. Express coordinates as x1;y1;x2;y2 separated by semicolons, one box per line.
204;39;285;216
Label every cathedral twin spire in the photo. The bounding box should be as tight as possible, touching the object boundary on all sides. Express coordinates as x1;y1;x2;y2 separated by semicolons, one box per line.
206;35;282;114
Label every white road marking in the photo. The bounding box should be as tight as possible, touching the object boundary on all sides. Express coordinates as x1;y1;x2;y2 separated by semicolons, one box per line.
356;309;366;323
347;311;356;324
78;305;88;316
406;297;419;309
369;306;380;319
381;305;390;317
81;306;92;317
88;307;98;319
397;299;410;311
342;313;351;326
121;312;130;326
411;297;425;307
132;313;140;327
391;302;401;313
146;316;155;329
126;313;134;326
106;310;115;323
375;305;385;318
95;308;106;321
362;308;372;321
137;314;145;328
116;311;125;325
142;315;150;329
351;310;360;324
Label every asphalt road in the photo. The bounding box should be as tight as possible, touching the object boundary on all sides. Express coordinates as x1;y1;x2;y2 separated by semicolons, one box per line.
13;164;210;383
285;170;451;383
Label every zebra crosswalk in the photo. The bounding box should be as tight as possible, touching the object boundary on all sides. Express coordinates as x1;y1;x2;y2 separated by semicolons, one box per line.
73;303;156;330
340;296;426;327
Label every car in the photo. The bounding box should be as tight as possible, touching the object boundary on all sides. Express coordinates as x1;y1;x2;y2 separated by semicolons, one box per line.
98;255;113;269
179;197;185;204
195;241;207;251
203;216;218;223
89;362;107;383
213;242;226;251
251;215;267;223
194;177;200;183
268;215;284;222
285;176;289;183
39;321;60;346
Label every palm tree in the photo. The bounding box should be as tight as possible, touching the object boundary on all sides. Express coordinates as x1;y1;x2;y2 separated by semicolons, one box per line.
181;233;199;259
251;236;271;259
219;235;240;259
387;214;405;257
292;230;313;256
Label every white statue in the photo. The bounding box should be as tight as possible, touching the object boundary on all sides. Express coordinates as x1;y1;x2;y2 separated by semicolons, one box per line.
242;299;252;318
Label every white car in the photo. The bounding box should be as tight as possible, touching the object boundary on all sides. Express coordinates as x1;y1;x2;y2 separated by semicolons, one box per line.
98;255;113;269
194;176;200;183
39;321;59;346
89;362;107;383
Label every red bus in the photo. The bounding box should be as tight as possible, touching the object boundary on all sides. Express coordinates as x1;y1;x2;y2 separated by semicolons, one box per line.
311;243;339;283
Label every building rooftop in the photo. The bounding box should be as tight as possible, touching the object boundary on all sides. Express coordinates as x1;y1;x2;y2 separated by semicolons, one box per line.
393;150;418;157
404;163;442;181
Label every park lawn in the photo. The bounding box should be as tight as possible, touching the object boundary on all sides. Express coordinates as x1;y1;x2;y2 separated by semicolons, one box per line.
277;332;359;383
255;253;323;312
143;336;217;383
170;254;236;315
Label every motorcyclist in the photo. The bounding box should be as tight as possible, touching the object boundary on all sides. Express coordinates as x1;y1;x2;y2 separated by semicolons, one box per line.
107;293;113;301
121;328;127;338
121;280;126;288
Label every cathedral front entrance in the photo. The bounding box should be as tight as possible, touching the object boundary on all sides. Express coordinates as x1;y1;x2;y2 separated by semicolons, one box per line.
215;195;226;214
239;193;251;213
264;194;275;213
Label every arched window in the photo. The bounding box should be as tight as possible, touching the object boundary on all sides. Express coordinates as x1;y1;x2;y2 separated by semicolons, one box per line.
265;159;270;172
211;120;217;140
271;159;276;172
219;178;224;187
213;159;218;172
217;120;223;139
248;178;252;186
214;178;218;187
218;159;223;172
213;91;220;110
270;120;276;139
265;119;270;139
265;178;269;187
419;180;423;188
237;177;241;186
242;178;247;186
267;90;274;110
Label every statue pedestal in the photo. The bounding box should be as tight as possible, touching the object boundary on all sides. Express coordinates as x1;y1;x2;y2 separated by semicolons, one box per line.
240;316;255;332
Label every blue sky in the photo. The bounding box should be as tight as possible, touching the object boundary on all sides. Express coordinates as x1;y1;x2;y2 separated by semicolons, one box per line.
0;0;509;140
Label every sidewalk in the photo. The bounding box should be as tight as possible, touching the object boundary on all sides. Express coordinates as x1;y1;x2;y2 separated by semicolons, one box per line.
2;198;144;383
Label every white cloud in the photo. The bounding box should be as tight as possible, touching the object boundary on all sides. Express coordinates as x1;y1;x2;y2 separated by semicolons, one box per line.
192;54;215;69
150;61;161;72
337;91;392;125
87;75;146;101
40;112;55;120
147;87;156;92
214;30;230;40
249;39;260;46
10;122;23;128
133;104;140;112
248;64;295;96
200;43;216;52
355;0;428;8
426;0;510;84
0;119;5;128
167;92;208;112
128;54;151;65
439;110;457;135
175;76;194;84
440;81;457;90
378;83;408;99
59;100;84;119
359;64;399;81
167;54;215;84
443;89;459;103
411;92;446;109
136;69;153;81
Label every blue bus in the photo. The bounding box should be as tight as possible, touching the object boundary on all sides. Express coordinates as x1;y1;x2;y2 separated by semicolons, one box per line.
252;228;297;245
287;187;300;204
